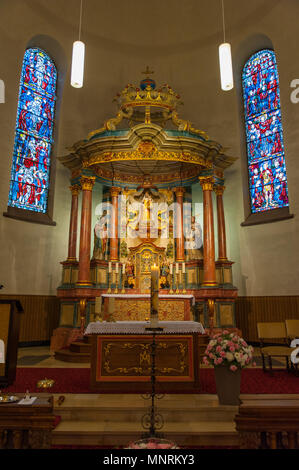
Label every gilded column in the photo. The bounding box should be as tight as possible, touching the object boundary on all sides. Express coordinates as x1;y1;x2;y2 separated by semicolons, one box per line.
174;187;185;262
109;186;121;261
214;185;228;261
67;184;80;261
199;176;217;286
77;176;96;286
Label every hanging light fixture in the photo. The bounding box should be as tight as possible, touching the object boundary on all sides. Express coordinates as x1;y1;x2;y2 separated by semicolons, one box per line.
219;0;234;91
71;0;85;88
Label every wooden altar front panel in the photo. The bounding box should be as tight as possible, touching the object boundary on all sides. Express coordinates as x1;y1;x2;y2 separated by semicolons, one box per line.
90;333;206;393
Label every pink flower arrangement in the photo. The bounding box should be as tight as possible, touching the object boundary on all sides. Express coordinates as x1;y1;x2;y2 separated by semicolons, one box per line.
203;331;254;372
126;438;179;449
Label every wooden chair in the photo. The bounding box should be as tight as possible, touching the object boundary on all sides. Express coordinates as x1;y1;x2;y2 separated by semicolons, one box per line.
285;319;299;374
285;319;299;341
257;322;294;373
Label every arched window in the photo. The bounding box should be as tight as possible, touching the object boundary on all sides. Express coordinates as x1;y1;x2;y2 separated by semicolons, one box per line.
7;48;57;214
242;49;289;214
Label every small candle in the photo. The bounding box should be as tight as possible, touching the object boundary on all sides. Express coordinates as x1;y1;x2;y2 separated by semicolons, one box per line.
108;262;112;273
122;263;126;274
176;263;179;274
170;263;173;275
150;264;159;327
182;263;186;274
115;263;119;273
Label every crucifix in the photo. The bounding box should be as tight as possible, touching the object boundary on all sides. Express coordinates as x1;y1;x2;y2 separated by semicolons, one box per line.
142;66;154;77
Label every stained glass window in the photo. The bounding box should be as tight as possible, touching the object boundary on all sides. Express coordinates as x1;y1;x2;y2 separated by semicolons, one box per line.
8;48;57;213
242;49;289;214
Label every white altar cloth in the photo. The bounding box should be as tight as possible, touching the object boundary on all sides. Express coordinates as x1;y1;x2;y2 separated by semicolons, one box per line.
85;321;205;335
102;294;195;306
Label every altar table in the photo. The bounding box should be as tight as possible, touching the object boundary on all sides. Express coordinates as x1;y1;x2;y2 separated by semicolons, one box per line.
87;322;208;393
101;294;195;322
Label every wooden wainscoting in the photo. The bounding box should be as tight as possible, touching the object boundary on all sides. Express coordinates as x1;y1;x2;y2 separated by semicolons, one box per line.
0;295;60;344
236;296;299;343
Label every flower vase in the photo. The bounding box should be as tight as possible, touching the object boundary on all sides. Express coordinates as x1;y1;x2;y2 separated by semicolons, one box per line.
214;365;241;405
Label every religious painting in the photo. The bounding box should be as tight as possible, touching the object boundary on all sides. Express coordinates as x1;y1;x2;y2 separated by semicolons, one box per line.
242;49;289;213
8;48;57;213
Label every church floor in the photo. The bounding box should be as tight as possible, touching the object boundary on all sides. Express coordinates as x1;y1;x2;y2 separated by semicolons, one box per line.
51;393;240;447
13;346;296;448
16;345;286;368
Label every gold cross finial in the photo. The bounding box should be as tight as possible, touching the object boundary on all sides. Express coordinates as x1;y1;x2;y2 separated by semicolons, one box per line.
142;66;154;77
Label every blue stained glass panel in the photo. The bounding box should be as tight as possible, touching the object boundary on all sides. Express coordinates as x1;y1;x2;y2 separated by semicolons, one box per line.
242;50;289;214
8;48;57;213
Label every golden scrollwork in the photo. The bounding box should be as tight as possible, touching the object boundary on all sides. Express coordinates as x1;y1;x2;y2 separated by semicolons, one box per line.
198;176;215;191
110;186;122;197
111;299;185;321
80;176;96;191
214;185;226;196
69;184;81;196
94;165;202;185
87;148;211;168
171;110;209;140
174;187;185;198
102;341;187;376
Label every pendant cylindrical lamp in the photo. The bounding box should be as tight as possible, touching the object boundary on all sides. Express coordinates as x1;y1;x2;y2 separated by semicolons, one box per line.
71;40;85;88
219;42;233;91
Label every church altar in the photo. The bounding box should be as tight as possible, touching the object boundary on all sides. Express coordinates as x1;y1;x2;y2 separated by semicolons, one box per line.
85;320;204;335
87;321;208;393
100;294;195;322
52;71;239;360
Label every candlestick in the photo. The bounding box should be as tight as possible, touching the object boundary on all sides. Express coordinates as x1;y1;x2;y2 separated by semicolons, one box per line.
114;270;118;294
150;264;159;328
107;272;111;293
95;296;102;322
121;264;126;293
182;270;187;294
176;272;180;294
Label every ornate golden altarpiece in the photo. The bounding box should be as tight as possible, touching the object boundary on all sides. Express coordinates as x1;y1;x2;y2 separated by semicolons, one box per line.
52;72;239;358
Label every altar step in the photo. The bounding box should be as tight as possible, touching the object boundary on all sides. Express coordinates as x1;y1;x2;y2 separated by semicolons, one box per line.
54;339;91;363
52;394;239;447
52;420;238;447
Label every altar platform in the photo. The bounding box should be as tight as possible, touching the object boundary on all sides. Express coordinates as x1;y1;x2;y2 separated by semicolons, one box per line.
52;393;239;448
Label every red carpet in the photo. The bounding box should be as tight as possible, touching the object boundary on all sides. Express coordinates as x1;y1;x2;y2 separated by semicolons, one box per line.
2;367;299;394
